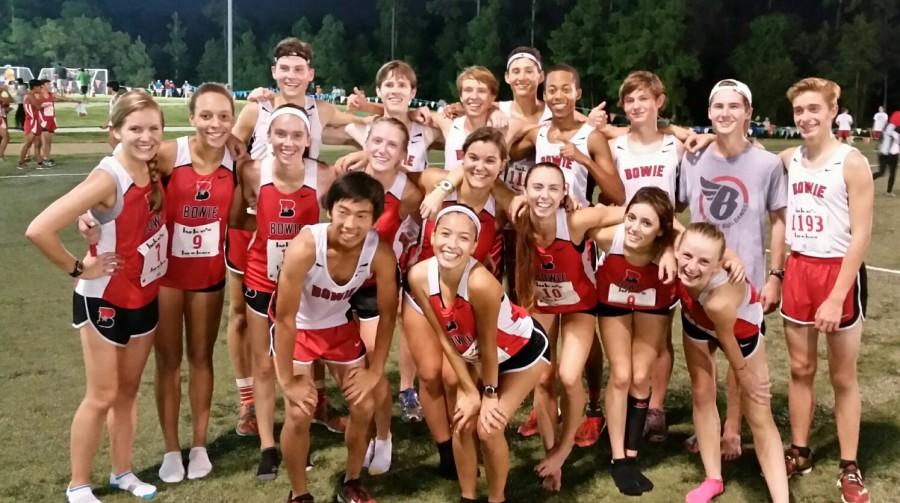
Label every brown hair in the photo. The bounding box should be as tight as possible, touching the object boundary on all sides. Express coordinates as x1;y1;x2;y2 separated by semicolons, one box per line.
786;77;841;108
626;186;675;254
110;90;164;213
273;37;313;64
680;222;726;259
375;60;417;89
515;162;566;310
188;82;234;115
545;64;580;89
367;116;410;147
456;66;499;97
462;126;508;162
618;71;665;108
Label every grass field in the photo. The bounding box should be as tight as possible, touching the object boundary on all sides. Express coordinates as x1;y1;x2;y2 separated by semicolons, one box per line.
1;142;899;503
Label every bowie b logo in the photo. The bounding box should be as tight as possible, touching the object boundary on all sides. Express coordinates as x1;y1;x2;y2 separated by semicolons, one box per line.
699;176;749;228
623;269;641;286
540;253;555;270
446;320;458;332
97;306;116;328
195;181;212;201
279;199;295;218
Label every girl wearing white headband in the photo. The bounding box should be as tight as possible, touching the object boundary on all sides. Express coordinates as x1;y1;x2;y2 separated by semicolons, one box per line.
231;102;338;480
406;203;549;503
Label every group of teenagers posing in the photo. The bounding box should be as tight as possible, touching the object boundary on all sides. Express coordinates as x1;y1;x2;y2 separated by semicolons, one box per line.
26;36;874;503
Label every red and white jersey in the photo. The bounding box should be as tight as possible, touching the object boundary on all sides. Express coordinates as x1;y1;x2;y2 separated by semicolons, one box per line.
374;172;408;259
412;192;502;276
612;133;679;204
426;257;533;363
678;270;763;340
250;98;322;161
786;144;854;258
403;122;431;173
161;136;236;289
443;117;468;170
595;225;677;311
535;123;595;206
40;93;55;118
244;157;320;292
498;101;552;192
296;223;379;330
75;156;168;308
531;209;597;313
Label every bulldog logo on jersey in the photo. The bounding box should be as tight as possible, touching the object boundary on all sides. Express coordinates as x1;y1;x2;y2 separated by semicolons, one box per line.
96;306;116;328
279;199;296;218
194;181;212;201
699;176;749;228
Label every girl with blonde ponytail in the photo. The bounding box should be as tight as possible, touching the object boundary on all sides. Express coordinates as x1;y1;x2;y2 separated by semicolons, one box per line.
26;89;165;503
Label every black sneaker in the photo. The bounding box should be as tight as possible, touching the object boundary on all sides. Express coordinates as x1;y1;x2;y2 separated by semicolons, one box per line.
256;447;280;481
335;474;376;503
287;491;314;503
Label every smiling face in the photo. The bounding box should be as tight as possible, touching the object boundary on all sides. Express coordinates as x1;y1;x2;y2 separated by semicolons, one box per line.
544;70;581;118
365;121;407;174
271;55;314;99
623;87;664;127
504;57;543;99
459;78;495;118
268;113;309;164
189;92;234;149
461;140;503;190
708;89;751;137
791;90;837;141
114;108;163;163
524;165;566;219
432;212;479;269
376;72;415;116
623;202;662;251
676;232;724;289
330;198;375;248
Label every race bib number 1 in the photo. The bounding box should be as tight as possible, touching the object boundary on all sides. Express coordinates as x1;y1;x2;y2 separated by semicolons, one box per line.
266;239;291;281
171;222;219;258
138;226;169;286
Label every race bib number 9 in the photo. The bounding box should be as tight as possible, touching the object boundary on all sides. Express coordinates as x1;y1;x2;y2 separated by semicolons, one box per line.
138;226;169;286
789;207;829;254
266;239;291;281
536;280;580;307
172;222;220;258
607;285;657;308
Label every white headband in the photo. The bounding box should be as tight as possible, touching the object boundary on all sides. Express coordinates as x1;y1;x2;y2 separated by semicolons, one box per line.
435;205;482;235
506;52;542;72
268;106;311;133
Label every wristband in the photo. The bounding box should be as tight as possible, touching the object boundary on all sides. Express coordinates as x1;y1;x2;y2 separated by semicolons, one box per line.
768;268;784;280
437;179;454;194
482;384;498;398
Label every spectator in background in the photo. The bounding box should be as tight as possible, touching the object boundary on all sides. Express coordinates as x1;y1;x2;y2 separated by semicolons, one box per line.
14;78;27;130
181;81;192;98
835;107;853;143
875;120;899;197
55;65;67;95
154;79;164;96
76;68;91;97
0;81;11;160
872;106;888;141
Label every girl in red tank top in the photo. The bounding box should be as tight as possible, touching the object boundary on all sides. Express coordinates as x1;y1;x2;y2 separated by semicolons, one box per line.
229;104;337;477
513;163;624;490
27;91;164;502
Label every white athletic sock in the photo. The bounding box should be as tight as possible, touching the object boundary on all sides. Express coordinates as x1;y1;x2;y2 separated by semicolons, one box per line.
158;451;185;483
187;447;213;480
66;484;100;503
362;439;375;469
109;471;157;499
236;377;254;388
367;435;392;476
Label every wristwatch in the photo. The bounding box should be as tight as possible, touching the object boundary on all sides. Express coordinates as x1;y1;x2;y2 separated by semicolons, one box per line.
437;178;455;194
69;259;84;278
768;268;784;280
482;384;498;398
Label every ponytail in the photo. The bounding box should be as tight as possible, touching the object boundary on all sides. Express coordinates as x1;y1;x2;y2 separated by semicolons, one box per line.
147;155;163;213
515;208;539;311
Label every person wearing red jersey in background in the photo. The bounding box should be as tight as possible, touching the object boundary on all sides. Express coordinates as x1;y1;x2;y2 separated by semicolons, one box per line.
231;104;336;481
26;90;165;503
408;205;549;503
17;79;45;169
37;78;81;168
676;223;788;503
513;162;623;491
272;172;399;503
779;78;874;503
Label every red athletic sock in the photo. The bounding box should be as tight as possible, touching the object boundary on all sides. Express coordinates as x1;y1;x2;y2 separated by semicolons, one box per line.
237;377;254;406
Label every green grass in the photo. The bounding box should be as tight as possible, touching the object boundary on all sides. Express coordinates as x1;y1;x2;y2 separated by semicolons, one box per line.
1;142;899;502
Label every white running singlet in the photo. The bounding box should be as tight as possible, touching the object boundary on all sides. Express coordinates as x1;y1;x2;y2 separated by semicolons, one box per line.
613;133;679;204
535;123;595;206
250;98;323;161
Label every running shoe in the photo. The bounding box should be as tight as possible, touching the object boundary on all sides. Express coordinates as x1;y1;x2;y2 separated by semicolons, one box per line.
16;160;28;170
838;464;869;503
313;397;348;434
574;414;605;448
287;492;314;503
236;403;259;437
35;161;50;170
399;388;423;423
336;475;376;503
256;447;280;481
517;408;539;438
784;447;813;478
644;408;668;443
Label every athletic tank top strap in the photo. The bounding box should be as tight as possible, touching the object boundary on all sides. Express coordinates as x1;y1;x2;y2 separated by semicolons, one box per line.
426;257;477;301
302;158;318;189
608;224;625;254
698;270;729;304
555;208;571;241
303;99;323;160
457;258;477;301
259;155;274;187
249;99;274;161
174;136;192;167
221;143;235;170
90;157;132;224
387;172;408;199
311;223;329;267
484;194;497;216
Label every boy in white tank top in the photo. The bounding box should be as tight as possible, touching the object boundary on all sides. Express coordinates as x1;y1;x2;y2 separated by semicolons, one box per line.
271;172;399;503
779;78;874;503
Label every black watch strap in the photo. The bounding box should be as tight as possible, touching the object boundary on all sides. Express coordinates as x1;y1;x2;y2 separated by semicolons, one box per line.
768;268;784;280
69;259;84;278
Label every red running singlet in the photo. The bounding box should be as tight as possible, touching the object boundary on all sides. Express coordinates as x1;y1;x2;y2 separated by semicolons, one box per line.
531;209;597;314
595;225;677;312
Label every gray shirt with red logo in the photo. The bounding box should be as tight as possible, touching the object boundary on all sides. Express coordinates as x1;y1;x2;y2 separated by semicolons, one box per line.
679;143;787;289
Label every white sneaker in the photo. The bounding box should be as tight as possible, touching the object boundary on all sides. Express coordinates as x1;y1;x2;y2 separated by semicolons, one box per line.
109;471;157;499
66;484;101;503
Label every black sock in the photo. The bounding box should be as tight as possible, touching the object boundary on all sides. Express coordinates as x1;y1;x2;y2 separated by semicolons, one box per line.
839;459;858;470
458;499;478;503
610;458;643;496
791;444;811;459
437;439;456;479
257;447;280;479
624;395;650;453
626;457;654;493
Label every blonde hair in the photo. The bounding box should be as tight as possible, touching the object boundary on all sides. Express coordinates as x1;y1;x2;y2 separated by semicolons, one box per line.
680;222;726;259
456;66;499;97
786;77;841;108
110;90;165;213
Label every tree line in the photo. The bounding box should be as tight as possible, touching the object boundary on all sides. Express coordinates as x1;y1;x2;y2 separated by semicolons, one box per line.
1;0;897;124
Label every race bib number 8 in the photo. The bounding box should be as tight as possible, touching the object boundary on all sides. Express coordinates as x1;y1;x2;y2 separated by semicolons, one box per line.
536;280;580;307
266;239;291;281
607;285;657;308
138;226;169;286
172;222;220;258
